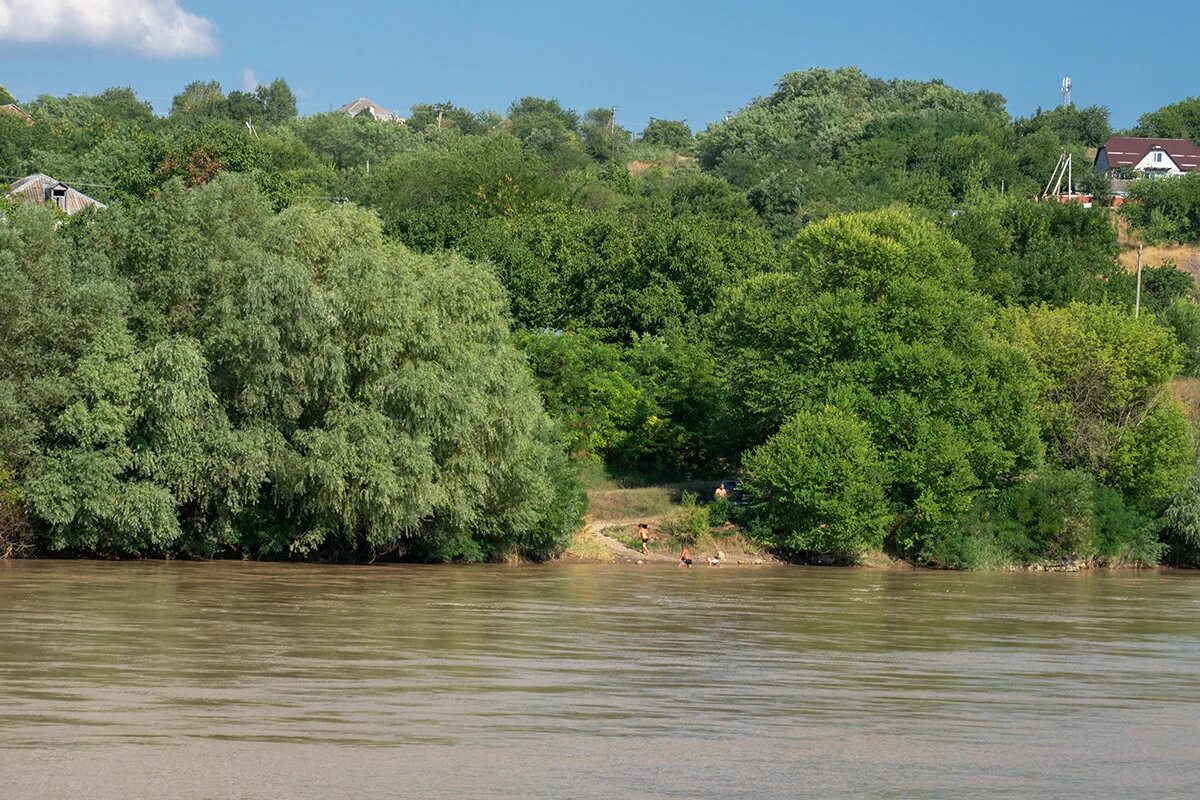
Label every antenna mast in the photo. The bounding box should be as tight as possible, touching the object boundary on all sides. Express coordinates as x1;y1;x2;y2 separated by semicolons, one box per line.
1062;77;1072;107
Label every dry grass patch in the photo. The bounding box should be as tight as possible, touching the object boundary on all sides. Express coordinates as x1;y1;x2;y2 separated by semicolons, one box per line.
562;529;615;562
1116;216;1200;278
587;487;675;522
1172;377;1200;420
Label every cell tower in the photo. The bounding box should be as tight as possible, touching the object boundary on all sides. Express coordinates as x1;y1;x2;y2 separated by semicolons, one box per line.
1062;77;1072;107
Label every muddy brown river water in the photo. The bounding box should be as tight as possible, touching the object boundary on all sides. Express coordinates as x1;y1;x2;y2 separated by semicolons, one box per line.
1;560;1199;799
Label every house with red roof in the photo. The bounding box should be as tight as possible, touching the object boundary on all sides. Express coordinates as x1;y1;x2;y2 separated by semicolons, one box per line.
0;103;34;126
1094;137;1200;177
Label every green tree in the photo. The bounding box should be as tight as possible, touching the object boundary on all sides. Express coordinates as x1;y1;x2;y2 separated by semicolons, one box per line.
507;96;584;164
1132;97;1200;142
742;406;891;558
1001;302;1195;508
1015;104;1112;147
951;191;1121;305
580;107;631;162
1122;172;1200;244
226;90;262;121
257;78;297;124
94;87;155;125
2;177;583;561
713;206;1043;555
640;119;694;152
170;80;229;121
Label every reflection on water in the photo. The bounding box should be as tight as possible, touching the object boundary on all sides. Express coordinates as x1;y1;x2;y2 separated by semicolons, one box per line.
2;561;1199;799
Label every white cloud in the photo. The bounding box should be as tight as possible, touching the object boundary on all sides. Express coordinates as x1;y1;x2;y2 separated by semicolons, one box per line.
0;0;217;58
241;68;258;92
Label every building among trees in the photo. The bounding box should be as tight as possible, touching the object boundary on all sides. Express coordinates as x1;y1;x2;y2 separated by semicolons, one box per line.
1094;137;1200;177
0;103;34;126
335;97;405;123
6;174;106;214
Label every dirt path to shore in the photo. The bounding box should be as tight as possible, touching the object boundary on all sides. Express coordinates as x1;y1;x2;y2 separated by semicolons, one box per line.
564;519;774;565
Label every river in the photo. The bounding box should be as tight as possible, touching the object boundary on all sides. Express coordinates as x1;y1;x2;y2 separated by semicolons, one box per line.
1;561;1199;799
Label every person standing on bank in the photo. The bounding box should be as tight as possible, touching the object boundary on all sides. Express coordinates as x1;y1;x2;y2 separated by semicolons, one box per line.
638;523;651;555
679;545;693;567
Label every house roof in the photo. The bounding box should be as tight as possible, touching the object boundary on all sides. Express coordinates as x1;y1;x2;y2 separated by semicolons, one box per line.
1097;136;1200;172
6;173;107;215
335;97;403;122
0;103;34;125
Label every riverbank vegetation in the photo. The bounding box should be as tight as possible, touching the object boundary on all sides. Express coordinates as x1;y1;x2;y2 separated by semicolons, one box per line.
3;69;1200;567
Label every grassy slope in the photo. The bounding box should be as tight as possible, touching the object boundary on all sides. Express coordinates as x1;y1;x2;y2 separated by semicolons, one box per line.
1116;216;1200;277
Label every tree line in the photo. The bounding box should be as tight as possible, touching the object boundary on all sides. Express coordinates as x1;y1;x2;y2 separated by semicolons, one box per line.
3;68;1200;566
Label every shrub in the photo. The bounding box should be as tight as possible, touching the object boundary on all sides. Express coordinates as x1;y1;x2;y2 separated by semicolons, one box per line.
1122;172;1200;244
953;469;1164;568
1164;460;1200;566
1160;299;1200;378
1003;302;1194;508
660;491;710;544
742;407;891;559
0;457;33;558
708;496;735;527
1090;483;1163;566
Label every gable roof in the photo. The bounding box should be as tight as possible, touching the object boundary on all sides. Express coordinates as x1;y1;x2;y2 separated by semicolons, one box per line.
1097;136;1200;172
335;97;403;122
6;174;107;214
0;103;34;126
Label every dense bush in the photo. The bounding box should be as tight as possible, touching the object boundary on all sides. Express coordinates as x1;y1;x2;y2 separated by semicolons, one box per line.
5;72;1199;568
1000;302;1194;509
1122;173;1200;245
1160;299;1200;377
951;192;1121;306
659;491;710;544
742;407;890;559
0;177;582;560
517;327;725;476
1164;460;1200;565
947;469;1162;569
713;206;1043;557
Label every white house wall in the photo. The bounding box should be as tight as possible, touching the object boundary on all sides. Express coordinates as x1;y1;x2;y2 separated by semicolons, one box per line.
1134;149;1184;174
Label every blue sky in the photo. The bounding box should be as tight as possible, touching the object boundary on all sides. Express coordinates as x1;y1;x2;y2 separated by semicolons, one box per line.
0;0;1195;131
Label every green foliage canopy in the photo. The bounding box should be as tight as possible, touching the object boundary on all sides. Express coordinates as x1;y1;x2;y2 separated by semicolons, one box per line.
0;177;582;560
714;206;1043;555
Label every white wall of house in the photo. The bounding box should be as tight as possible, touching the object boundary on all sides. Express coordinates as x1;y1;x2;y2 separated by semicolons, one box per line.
1134;149;1185;174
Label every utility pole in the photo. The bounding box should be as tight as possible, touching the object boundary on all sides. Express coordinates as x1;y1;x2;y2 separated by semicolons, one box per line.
1068;150;1073;200
1135;244;1144;318
437;105;444;130
608;106;616;135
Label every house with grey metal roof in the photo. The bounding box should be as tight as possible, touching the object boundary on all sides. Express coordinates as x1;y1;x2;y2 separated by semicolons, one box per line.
336;97;405;123
6;174;106;215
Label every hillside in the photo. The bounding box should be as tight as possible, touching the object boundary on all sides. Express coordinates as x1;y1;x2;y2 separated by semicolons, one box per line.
1118;217;1200;277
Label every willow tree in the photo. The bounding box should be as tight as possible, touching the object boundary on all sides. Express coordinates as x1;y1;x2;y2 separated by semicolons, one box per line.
2;176;582;560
